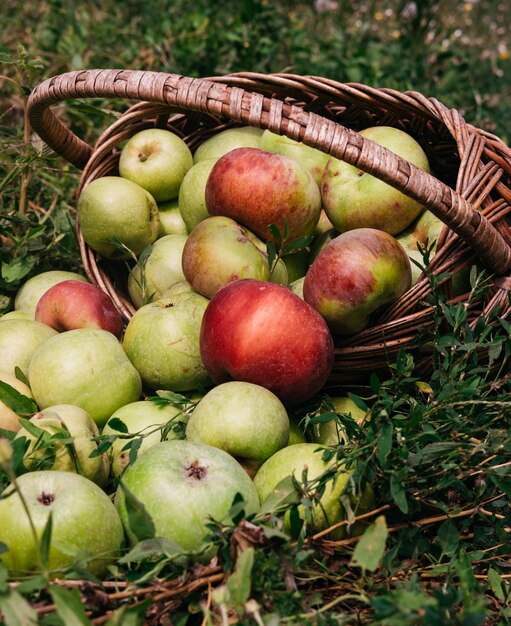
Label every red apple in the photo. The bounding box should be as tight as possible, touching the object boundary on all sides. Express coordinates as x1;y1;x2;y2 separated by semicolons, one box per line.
199;279;334;406
205;147;321;243
35;280;123;338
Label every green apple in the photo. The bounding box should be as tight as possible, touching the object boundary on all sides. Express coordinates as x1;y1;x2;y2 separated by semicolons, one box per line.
128;234;187;308
396;210;444;285
119;128;193;201
178;159;217;233
77;176;160;259
0;371;34;433
28;328;142;428
186;381;290;477
193;126;263;163
287;419;307;445
321;126;430;236
0;319;57;378
289;276;305;299
102;399;190;479
158;199;188;236
260;129;330;186
1;310;32;321
115;439;259;551
15;404;109;486
0;470;124;577
14;270;88;319
122;291;210;392
311;397;370;446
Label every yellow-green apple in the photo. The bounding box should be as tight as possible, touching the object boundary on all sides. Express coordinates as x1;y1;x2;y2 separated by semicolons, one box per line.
0;319;57;378
205;148;321;243
182;216;288;299
15;404;109;486
102;399;190;479
199;279;334;406
77;176;160;259
161;279;194;299
311;397;370;445
1;311;31;320
0;371;34;433
122;291;210;392
193;126;263;163
396;210;444;285
115;440;259;551
287;419;307;445
289;276;305;299
14;270;88;319
157;199;188;236
186;381;290;477
260;129;330;186
28;328;142;428
0;470;124;577
178;159;217;232
303;228;411;336
128;234;187;308
119;128;193;201
321;126;430;236
315;210;335;237
35;280;123;337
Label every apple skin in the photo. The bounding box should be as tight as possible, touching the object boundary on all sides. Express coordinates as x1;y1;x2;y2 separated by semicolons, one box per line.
289;276;305;300
321;126;430;236
199;279;334;406
123;291;210;392
115;439;260;551
35;280;123;338
205;147;321;243
311;397;370;446
303;228;411;336
0;371;34;433
194;126;263;163
119;128;193;202
158;199;188;236
15;404;110;487
178;159;217;233
0;319;57;378
260;129;330;186
102;400;189;479
186;381;290;477
287;419;307;445
77;176;160;259
14;271;88;319
0;470;124;577
28;328;142;428
128;234;188;308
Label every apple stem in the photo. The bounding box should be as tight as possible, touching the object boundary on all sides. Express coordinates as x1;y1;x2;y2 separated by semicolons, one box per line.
138;153;148;162
186;459;208;480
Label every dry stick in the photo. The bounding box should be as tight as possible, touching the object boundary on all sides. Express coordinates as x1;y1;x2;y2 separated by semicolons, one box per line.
310;505;392;541
200;581;214;626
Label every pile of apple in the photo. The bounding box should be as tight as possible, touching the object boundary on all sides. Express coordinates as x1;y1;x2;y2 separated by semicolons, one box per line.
0;122;449;578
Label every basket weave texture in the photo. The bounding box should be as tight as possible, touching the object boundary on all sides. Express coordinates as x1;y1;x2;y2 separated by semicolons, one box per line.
27;69;511;385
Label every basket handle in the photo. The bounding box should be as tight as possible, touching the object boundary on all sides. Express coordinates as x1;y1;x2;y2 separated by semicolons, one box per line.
27;69;511;276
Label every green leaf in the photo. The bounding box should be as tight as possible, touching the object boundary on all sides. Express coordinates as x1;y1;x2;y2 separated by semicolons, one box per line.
1;256;36;284
0;589;38;626
106;418;128;433
14;367;30;387
267;223;283;243
226;547;255;609
118;537;183;564
266;240;277;273
49;585;92;626
390;475;408;514
487;567;506;602
104;600;153;626
437;519;459;558
282;234;314;254
259;474;301;515
350;515;388;572
118;481;156;542
377;422;393;466
0;382;37;417
39;511;53;569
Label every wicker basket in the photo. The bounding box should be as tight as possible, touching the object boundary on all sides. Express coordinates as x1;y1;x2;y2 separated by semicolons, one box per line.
26;69;511;387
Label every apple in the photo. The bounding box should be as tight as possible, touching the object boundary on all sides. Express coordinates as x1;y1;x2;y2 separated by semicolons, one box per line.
158;199;188;236
178;159;217;233
0;319;57;378
1;311;32;320
0;371;34;433
160;279;194;299
289;276;305;299
15;404;109;486
288;419;307;445
14;270;88;319
77;176;160;259
35;280;123;338
182;216;275;299
186;381;290;477
193;126;263;163
205;148;321;243
315;210;335;237
123;291;210;392
321;126;431;236
311;397;370;446
309;228;338;264
118;128;193;201
28;328;142;428
254;443;355;534
128;234;187;308
260;129;330;186
0;470;124;577
102;399;190;479
115;439;259;551
199;279;334;406
303;228;411;336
